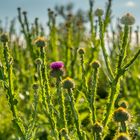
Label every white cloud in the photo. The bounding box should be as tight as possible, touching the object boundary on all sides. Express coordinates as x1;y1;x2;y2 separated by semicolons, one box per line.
125;1;136;7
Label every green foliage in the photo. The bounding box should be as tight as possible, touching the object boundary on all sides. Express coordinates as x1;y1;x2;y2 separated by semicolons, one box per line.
0;0;140;139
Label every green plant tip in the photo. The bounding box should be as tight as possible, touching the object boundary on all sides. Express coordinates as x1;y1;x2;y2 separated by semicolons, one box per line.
119;101;128;109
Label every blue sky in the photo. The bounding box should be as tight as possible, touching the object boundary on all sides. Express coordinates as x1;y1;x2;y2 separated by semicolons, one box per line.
0;0;139;28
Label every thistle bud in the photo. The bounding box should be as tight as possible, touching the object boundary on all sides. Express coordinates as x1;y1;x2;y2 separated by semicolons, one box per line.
91;61;101;69
114;107;130;122
32;83;39;90
93;122;103;133
114;133;130;140
60;128;67;136
78;48;85;55
95;8;104;17
119;101;128;109
120;13;135;26
62;77;75;89
35;58;42;65
34;37;46;48
0;33;8;43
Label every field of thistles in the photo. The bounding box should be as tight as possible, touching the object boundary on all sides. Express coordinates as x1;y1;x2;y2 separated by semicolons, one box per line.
0;0;140;140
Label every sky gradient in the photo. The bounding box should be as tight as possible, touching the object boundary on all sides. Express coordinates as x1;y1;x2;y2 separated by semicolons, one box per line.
0;0;139;28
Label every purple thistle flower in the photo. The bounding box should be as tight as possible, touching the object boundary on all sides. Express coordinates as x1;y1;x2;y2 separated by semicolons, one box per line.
50;61;64;70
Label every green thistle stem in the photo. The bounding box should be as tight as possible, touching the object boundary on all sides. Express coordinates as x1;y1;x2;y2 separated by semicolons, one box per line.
39;47;59;139
103;78;120;127
56;77;68;130
120;121;127;133
3;44;25;139
98;16;114;80
90;68;99;124
67;89;83;140
122;48;140;71
79;53;86;88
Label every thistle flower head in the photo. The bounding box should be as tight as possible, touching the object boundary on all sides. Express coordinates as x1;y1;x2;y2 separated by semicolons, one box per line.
50;61;64;78
0;33;8;43
114;107;130;122
32;83;39;90
34;37;46;48
120;13;135;26
78;48;85;55
114;133;130;140
91;60;101;69
94;8;104;16
119;101;128;109
93;122;103;133
62;77;75;89
50;61;64;70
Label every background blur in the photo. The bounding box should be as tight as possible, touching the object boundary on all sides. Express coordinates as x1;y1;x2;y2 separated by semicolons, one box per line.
0;0;139;27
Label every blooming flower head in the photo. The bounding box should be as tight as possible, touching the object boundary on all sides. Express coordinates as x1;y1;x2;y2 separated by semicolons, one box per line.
50;61;64;70
50;61;65;78
34;37;46;48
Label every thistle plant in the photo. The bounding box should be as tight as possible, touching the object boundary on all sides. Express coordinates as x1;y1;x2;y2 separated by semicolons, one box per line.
50;61;69;139
35;37;59;139
0;0;140;139
62;77;84;140
1;33;25;139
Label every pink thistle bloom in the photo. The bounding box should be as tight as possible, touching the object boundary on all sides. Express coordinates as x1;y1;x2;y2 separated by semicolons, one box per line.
50;61;64;70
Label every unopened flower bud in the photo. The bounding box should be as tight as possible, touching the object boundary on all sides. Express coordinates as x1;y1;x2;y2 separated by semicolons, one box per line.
114;133;130;140
114;107;130;122
78;48;85;55
95;8;104;16
32;83;39;90
0;33;8;43
91;61;101;69
35;37;46;47
62;77;75;89
93;122;103;133
120;13;135;26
